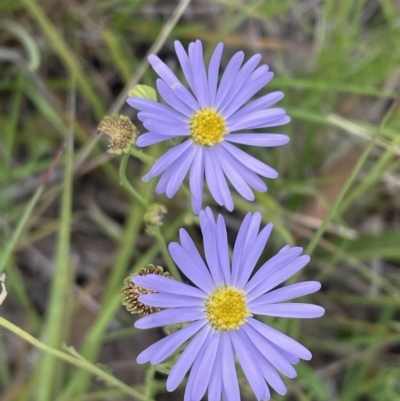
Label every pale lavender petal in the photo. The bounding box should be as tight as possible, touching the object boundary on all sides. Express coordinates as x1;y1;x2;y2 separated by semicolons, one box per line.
137;319;206;364
143;120;188;137
250;281;322;307
248;317;312;360
148;54;182;86
174;41;195;93
207;43;224;106
135;307;204;329
200;220;224;286
189;332;220;401
169;242;214;292
242;324;297;378
167;325;211;391
222;141;278;179
214;51;244;109
216;214;231;284
225;133;290;147
248;255;311;301
218;54;262;113
138;111;186;126
252;303;325;318
221;334;241;401
206;148;234;211
204;149;224;206
145;140;192;178
137;132;169;147
128;97;188;122
178;228;215;291
233;213;263;287
247;338;287;395
215;146;255;201
208;338;223;401
165;147;196;197
228;108;286;132
231;212;252;285
224;69;274;119
189;147;204;214
156;79;194;117
272;343;300;364
231;330;270;400
245;247;304;294
217;145;268;192
138;293;203;308
131;274;206;298
226;91;284;120
189;40;208;107
156;163;179;194
236;223;273;289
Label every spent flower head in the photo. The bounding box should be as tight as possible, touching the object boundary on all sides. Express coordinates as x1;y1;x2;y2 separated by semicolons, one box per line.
128;40;290;213
132;208;324;400
98;114;137;154
121;265;171;316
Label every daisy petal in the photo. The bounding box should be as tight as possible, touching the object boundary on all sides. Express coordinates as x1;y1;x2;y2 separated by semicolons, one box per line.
248;255;311;300
135;307;204;329
208;337;223;401
224;91;284;120
138;293;203;308
252;303;325;318
214;51;245;109
207;43;224;106
245;247;304;295
243;324;297;378
174;40;195;92
189;40;209;107
178;228;215;291
131;274;206;298
231;330;270;401
228;108;287;132
137;319;206;364
167;325;211;391
218;145;268;192
236;222;273;288
250;281;322;306
146;140;192;178
248;317;312;360
189;333;220;401
225;133;290;147
222;141;279;179
169;242;214;292
221;335;241;401
137;132;170;147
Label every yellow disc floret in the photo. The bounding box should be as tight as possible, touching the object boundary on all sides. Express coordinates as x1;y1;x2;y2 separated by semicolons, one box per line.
205;286;251;331
190;108;227;146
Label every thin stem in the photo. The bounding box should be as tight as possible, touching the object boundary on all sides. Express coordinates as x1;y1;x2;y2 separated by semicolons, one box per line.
0;185;43;273
0;317;146;401
130;147;155;164
153;227;181;280
306;93;400;255
119;153;148;207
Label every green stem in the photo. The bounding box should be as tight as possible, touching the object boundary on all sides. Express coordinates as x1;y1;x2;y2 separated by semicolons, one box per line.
130;147;155;164
119;153;148;207
153;228;181;280
0;317;145;401
0;185;44;273
305;95;400;255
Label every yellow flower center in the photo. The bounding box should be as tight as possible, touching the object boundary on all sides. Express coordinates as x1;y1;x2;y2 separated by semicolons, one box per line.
205;286;251;331
190;108;227;146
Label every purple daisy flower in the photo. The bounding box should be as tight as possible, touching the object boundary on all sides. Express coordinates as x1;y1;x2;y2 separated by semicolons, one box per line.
132;208;324;401
127;40;290;213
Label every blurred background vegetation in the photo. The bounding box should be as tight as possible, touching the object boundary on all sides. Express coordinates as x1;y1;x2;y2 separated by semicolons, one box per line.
1;0;400;400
